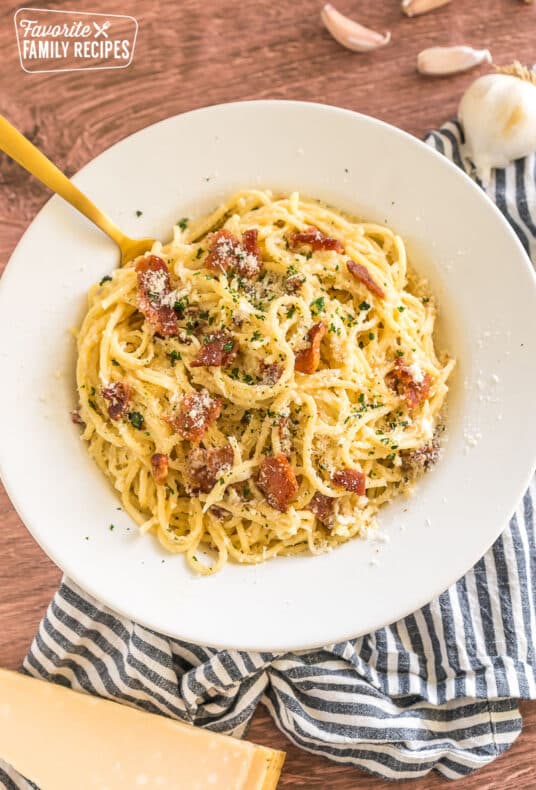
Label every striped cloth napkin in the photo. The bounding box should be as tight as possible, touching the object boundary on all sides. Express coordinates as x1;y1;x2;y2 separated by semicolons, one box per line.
2;122;535;787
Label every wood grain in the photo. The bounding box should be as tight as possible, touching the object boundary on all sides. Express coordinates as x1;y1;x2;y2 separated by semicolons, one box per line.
1;1;535;787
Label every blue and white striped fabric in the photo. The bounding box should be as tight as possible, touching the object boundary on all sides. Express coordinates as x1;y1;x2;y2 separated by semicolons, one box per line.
2;122;535;788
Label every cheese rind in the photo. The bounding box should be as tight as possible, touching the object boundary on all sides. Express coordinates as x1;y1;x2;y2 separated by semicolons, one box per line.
0;669;284;789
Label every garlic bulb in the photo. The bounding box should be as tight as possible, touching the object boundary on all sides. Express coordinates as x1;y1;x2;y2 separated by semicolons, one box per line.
459;62;536;183
321;4;391;52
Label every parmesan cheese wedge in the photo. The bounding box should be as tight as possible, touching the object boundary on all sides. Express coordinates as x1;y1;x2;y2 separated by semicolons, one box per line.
0;669;285;789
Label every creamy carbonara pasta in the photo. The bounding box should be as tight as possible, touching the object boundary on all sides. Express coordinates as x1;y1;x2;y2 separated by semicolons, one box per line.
75;190;454;574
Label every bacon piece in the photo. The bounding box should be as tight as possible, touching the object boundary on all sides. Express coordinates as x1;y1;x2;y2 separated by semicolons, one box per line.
191;331;238;368
295;322;326;374
209;505;233;521
260;361;283;385
346;259;385;299
168;389;222;442
239;229;262;276
136;255;179;337
332;469;366;495
307;492;335;527
257;453;299;512
205;229;262;277
402;435;441;471
70;409;85;427
151;453;169;485
187;445;234;493
289;226;344;252
101;382;131;420
284;274;305;294
386;358;432;410
205;230;240;273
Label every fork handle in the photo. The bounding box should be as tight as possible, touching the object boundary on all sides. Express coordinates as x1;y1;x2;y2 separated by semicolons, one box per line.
0;114;127;249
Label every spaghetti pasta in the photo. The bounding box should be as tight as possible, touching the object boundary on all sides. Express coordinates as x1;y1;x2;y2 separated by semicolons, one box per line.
76;190;455;574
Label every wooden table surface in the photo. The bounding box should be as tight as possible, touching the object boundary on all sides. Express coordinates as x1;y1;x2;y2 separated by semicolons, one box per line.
1;1;535;787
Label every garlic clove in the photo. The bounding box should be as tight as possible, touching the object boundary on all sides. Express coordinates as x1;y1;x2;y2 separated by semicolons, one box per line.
402;0;452;16
459;63;536;183
321;4;391;53
417;46;491;76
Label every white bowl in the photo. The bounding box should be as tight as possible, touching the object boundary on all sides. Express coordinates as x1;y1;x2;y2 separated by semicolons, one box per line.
1;101;535;651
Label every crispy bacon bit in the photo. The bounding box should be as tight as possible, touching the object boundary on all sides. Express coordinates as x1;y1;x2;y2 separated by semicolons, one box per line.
168;389;222;442
402;435;441;471
136;255;179;337
187;445;234;493
284;274;305;294
295;322;326;374
289;226;344;253
386;358;432;410
101;382;131;420
209;505;233;521
307;492;335;527
332;469;366;495
240;229;262;276
70;409;85;427
260;361;283;386
191;331;238;368
257;453;299;512
205;229;262;277
346;259;385;299
151;453;169;485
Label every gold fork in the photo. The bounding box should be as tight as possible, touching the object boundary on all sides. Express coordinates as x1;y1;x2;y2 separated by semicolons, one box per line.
0;115;154;266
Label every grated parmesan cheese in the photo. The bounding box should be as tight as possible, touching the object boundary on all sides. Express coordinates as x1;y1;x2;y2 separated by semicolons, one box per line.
407;362;425;384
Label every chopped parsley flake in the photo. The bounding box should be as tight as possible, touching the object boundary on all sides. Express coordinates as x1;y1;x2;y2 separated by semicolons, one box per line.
176;217;189;231
223;341;234;353
397;306;406;312
310;296;325;315
135;210;143;217
359;301;371;311
109;524;115;531
99;275;112;285
111;359;120;366
88;399;98;411
173;296;188;314
168;350;182;366
128;411;144;430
